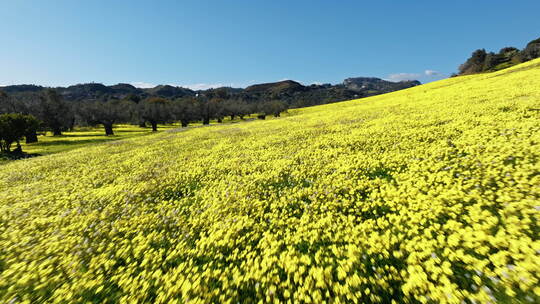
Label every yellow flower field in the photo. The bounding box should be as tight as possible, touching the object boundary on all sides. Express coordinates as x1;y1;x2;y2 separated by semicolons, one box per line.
1;59;539;303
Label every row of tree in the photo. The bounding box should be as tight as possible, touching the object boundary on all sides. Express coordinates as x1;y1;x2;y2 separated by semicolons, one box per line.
0;88;288;150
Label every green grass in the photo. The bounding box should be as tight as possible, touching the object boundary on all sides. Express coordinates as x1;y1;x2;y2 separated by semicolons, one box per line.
21;124;179;156
0;124;180;165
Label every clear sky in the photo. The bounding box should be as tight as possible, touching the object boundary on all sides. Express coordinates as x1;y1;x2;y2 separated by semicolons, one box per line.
1;0;539;89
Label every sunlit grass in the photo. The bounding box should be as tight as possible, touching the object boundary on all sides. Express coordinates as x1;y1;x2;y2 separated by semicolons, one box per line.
21;124;179;156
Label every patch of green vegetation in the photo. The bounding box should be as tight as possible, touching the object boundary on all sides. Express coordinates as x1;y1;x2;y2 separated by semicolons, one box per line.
488;61;515;72
20;124;179;156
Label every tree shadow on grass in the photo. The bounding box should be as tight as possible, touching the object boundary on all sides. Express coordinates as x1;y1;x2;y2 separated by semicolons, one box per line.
45;134;110;138
41;128;150;138
0;151;41;161
114;129;152;133
32;138;118;147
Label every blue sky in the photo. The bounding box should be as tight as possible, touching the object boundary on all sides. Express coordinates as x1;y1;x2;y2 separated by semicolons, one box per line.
1;0;539;89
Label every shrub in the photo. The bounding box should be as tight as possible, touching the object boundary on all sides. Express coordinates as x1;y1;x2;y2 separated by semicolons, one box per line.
0;113;40;152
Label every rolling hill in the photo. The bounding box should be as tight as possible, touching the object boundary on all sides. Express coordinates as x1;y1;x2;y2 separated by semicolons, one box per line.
0;59;539;303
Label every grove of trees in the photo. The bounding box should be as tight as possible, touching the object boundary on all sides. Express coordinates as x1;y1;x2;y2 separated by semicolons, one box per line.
458;37;540;75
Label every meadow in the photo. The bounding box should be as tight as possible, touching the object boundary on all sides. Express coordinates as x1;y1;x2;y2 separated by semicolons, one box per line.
0;59;539;303
13;125;178;157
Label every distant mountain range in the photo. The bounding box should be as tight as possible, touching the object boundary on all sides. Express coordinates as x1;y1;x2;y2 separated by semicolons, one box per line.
1;77;421;108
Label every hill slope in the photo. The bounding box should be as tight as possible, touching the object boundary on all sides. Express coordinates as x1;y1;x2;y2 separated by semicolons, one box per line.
1;60;539;303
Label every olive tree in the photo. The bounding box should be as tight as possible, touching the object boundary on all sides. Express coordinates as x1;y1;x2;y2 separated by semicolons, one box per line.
79;99;134;135
172;97;199;127
138;97;172;131
38;89;72;136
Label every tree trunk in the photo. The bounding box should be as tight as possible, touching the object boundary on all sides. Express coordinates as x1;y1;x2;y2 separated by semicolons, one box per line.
257;114;266;120
151;121;158;132
104;124;114;136
69;118;76;131
217;117;223;123
53;128;62;136
25;131;38;143
181;120;188;127
230;114;235;120
203;116;210;125
139;121;147;128
14;141;22;154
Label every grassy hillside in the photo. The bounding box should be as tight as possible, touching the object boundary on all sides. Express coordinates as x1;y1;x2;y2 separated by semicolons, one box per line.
1;59;539;303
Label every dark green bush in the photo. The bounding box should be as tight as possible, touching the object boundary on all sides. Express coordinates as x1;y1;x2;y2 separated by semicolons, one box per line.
0;113;40;152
